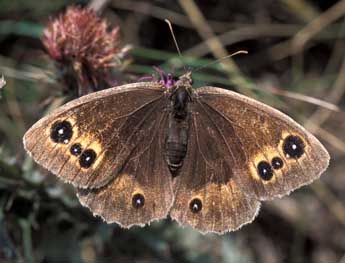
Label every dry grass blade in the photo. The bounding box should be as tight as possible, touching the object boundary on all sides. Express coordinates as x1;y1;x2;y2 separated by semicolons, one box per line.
111;0;231;32
313;125;345;153
305;50;345;133
185;24;301;57
291;0;345;53
0;65;54;83
0;75;5;89
280;0;319;21
311;181;345;226
178;0;256;97
271;0;345;60
263;84;339;111
88;0;110;12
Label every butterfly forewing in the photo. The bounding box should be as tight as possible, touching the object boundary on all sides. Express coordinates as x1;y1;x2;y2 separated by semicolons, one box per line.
195;87;330;200
23;82;166;189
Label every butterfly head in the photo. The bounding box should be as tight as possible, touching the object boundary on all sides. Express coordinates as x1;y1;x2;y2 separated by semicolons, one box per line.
176;71;193;88
172;71;193;97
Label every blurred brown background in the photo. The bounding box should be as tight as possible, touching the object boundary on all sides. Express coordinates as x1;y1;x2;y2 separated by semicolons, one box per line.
0;0;344;262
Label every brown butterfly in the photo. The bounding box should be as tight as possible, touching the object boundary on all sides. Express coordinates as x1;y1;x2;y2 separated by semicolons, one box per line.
23;70;329;234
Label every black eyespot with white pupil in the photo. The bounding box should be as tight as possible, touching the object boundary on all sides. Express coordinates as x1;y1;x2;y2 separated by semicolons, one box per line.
257;161;273;181
132;193;145;208
190;198;202;213
283;135;305;159
50;121;73;144
70;143;82;156
79;149;96;168
272;157;284;170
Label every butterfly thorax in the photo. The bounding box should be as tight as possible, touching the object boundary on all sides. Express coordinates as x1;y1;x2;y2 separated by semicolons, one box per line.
164;73;192;176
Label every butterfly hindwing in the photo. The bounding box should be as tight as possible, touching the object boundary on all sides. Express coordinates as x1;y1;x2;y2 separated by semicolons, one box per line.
77;110;174;227
195;87;330;200
23;82;166;189
170;103;260;234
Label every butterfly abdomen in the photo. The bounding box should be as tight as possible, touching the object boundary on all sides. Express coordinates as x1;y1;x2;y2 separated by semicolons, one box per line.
165;87;190;175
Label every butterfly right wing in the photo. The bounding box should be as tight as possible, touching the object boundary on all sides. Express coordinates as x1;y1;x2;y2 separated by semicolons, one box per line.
170;103;260;234
23;82;167;189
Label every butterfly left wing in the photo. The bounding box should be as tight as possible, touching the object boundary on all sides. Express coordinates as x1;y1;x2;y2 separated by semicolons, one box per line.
23;82;166;189
170;105;260;234
77;111;174;227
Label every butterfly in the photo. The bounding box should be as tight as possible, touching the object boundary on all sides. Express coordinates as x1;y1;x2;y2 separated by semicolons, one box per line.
23;70;329;234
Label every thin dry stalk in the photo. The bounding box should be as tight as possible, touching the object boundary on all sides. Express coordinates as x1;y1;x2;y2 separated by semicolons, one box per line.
262;84;339;111
280;0;319;21
311;181;345;226
111;0;231;32
178;0;255;97
88;0;110;13
313;125;345;153
185;24;301;57
271;0;345;60
291;0;345;54
305;52;345;133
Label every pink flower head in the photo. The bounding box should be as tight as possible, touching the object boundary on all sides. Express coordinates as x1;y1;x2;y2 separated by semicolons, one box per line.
42;6;125;95
43;6;121;70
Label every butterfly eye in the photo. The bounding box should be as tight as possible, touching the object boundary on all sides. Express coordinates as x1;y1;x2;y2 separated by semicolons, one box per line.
50;121;73;144
271;157;284;170
189;198;202;213
79;149;96;168
70;143;82;156
283;135;305;159
132;193;145;209
257;161;273;181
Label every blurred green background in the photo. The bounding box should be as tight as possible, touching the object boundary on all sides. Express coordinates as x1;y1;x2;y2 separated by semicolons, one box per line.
0;0;345;262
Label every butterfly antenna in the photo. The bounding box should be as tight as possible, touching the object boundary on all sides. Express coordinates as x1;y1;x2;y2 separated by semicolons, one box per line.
193;51;248;73
165;19;187;72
